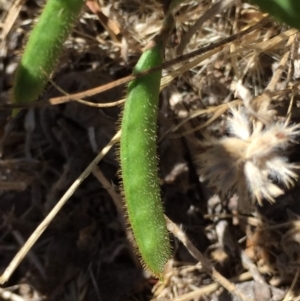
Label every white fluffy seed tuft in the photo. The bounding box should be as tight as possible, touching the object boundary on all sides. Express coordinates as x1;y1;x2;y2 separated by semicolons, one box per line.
196;106;300;210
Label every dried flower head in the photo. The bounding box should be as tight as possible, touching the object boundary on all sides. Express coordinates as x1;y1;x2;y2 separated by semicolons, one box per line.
196;107;300;211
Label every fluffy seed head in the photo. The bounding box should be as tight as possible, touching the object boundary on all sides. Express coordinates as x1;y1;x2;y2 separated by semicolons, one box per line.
196;107;300;210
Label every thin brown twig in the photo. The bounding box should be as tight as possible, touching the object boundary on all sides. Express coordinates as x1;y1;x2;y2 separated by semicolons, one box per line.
43;17;271;102
165;216;254;301
0;287;24;301
91;166;125;227
241;250;266;285
0;130;121;284
48;77;126;107
0;17;270;111
282;268;300;301
0;0;25;41
176;0;237;55
164;271;255;301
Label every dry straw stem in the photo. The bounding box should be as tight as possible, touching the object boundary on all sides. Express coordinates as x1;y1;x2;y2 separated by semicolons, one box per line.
1;46;221;111
195;30;300;208
151;27;299;144
165;216;254;301
91;166;127;231
203;213;260;227
0;287;24;301
85;0;121;43
242;28;297;52
0;130;121;284
0;17;269;114
0;0;25;41
170;28;298;137
241;250;266;285
155;271;256;301
10;17;266;108
11;230;46;280
48;77;126;108
170;100;241;138
176;0;237;55
282;268;300;301
265;34;296;92
0;17;269;112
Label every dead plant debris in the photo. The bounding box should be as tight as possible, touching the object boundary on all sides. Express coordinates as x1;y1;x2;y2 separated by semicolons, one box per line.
1;0;300;300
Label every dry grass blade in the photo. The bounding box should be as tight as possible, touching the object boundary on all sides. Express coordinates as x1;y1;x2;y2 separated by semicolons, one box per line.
0;0;25;41
265;37;294;92
169;100;241;132
92;166;126;227
41;17;270;105
1;23;293;112
11;230;46;280
171;101;241;137
0;47;224;111
165;216;255;301
166;271;254;301
0;95;126;109
241;251;266;285
71;97;125;107
169;282;220;301
160;46;222;89
176;0;237;55
282;268;300;301
47;74;133;105
0;16;269;112
85;0;121;43
244;28;297;51
252;82;300;108
0;130;121;284
0;288;24;301
170;28;298;137
70;97;125;107
48;77;126;108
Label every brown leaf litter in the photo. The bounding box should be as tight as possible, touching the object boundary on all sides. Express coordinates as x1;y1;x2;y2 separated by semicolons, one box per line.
1;0;300;300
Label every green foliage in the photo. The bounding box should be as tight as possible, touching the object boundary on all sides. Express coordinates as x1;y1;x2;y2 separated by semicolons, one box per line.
249;0;300;30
